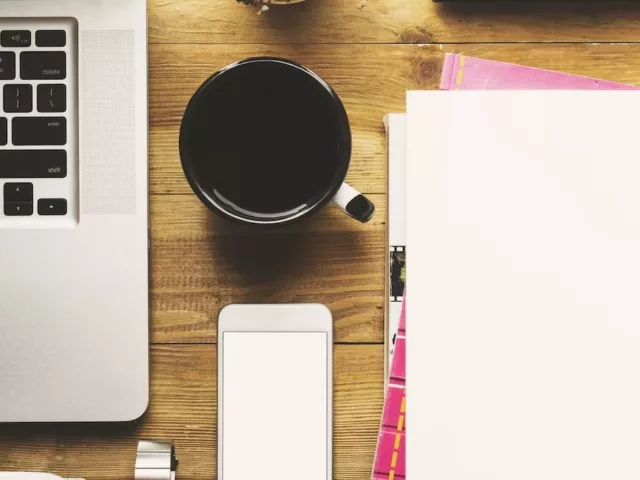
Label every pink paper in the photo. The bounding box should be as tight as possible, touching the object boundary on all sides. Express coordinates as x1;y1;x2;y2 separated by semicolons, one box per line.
372;298;406;480
440;53;638;91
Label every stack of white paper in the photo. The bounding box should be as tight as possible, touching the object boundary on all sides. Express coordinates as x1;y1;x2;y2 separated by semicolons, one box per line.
406;91;640;480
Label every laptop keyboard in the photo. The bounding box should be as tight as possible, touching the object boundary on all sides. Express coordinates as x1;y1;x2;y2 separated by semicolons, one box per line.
0;20;76;225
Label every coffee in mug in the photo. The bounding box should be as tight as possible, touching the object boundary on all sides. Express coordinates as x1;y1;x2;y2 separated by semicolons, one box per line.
179;57;375;225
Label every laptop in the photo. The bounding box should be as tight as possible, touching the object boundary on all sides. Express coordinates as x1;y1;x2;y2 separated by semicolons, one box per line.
0;1;149;422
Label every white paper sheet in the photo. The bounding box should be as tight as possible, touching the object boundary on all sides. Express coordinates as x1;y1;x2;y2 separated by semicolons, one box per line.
407;90;640;480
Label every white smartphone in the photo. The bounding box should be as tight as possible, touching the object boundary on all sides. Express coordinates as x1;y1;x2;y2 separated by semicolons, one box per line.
218;303;333;480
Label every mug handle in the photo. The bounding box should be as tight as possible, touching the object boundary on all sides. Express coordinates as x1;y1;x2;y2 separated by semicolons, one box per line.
331;183;375;223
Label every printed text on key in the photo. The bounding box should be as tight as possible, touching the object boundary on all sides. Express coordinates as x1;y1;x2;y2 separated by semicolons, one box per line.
20;51;66;80
12;117;66;146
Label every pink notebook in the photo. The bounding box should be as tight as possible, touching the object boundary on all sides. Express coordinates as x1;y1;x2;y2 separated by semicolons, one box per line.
372;54;637;480
373;297;406;480
440;53;638;91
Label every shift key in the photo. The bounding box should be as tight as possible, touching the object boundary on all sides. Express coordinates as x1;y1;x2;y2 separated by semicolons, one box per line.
13;117;66;146
0;150;66;178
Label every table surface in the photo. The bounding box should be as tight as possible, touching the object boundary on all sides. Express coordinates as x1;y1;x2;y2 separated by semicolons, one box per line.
3;1;640;478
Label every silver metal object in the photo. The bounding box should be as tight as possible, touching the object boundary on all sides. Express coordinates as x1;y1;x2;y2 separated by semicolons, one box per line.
1;0;149;423
135;440;178;480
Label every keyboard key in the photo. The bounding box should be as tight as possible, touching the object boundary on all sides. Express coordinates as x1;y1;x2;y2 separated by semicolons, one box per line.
1;31;31;48
3;84;32;113
4;202;33;216
13;117;66;146
0;150;66;178
20;51;66;80
37;84;66;113
4;183;33;203
0;52;15;80
38;198;67;216
0;117;6;146
35;30;66;47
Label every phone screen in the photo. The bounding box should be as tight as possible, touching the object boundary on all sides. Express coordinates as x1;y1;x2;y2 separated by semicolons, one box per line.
221;331;329;480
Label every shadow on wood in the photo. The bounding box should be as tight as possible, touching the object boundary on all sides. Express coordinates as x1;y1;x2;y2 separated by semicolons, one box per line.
0;419;141;440
207;207;369;301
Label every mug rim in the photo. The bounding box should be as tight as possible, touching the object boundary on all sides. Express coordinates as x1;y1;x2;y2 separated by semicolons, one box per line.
179;57;352;225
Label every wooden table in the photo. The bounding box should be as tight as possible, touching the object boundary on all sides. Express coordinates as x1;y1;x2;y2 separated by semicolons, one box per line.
3;1;640;478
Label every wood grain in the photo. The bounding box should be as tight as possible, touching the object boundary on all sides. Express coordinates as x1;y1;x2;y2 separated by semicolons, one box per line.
5;3;640;478
148;44;419;196
148;0;640;44
150;43;640;197
150;193;386;344
0;344;384;480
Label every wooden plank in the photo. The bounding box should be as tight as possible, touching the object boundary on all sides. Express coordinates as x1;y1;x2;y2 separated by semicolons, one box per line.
0;344;384;480
148;42;640;343
149;43;640;196
150;193;386;344
148;44;418;196
148;0;640;44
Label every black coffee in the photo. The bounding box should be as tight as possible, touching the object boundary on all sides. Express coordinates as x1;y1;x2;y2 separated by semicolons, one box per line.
183;60;350;220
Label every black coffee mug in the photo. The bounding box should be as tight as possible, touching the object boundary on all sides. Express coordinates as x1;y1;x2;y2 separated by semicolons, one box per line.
179;57;375;226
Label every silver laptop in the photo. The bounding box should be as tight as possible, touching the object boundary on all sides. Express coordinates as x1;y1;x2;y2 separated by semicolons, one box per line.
0;1;149;422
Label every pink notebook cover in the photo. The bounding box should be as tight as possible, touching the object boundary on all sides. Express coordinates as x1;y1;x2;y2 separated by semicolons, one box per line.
373;297;406;480
440;53;638;91
373;54;637;480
